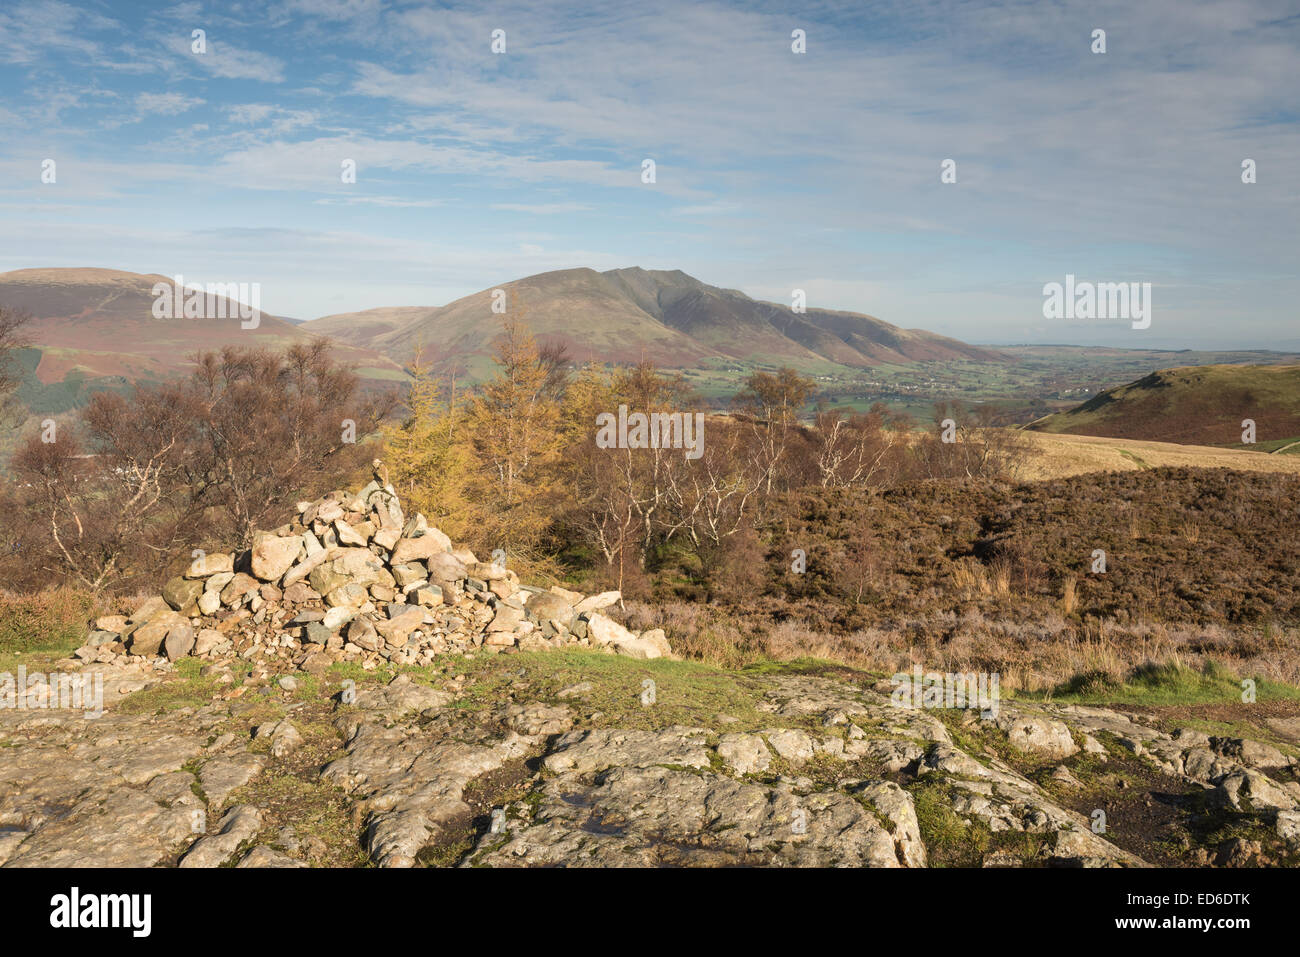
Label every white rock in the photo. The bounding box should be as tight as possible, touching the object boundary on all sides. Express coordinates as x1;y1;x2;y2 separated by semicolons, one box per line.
574;591;621;614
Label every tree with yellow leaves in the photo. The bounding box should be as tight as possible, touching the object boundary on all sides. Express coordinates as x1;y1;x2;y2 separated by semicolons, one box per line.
381;344;475;540
464;310;564;558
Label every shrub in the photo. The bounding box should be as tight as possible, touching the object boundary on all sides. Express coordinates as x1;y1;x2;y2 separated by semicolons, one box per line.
0;587;96;654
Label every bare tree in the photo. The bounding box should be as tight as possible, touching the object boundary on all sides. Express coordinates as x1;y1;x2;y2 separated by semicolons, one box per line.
811;405;896;489
919;399;1033;481
10;390;194;591
0;306;31;428
733;367;816;495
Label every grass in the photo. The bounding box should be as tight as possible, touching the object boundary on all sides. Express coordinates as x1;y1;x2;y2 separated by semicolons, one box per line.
1036;661;1300;708
1027;363;1300;447
1117;449;1151;469
1018;431;1300;481
116;660;225;714
447;648;787;733
0;587;95;671
224;769;367;868
116;657;258;715
907;780;991;867
1235;435;1300;454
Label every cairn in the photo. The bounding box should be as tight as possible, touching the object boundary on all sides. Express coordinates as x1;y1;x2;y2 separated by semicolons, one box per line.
76;462;672;671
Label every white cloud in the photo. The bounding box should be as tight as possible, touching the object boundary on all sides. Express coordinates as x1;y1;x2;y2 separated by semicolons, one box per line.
0;0;115;65
207;136;688;194
225;104;318;133
225;104;276;124
280;0;383;22
135;92;204;116
162;35;285;82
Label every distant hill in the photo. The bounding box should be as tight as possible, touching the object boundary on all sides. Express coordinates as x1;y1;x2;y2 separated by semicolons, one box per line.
0;268;408;414
303;266;1004;371
0;265;1003;418
307;306;433;348
1025;364;1300;447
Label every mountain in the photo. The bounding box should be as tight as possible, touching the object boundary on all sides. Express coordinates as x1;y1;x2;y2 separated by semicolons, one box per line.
307;306;433;348
0;268;408;413
302;266;1003;371
0;265;1001;418
1025;363;1300;448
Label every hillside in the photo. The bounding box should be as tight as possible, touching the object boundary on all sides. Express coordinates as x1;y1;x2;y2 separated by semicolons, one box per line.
302;266;1003;372
1025;364;1300;446
0;268;408;414
1018;430;1300;480
306;306;434;348
5;475;1298;870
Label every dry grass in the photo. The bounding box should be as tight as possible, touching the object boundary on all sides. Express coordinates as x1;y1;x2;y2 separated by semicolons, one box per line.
0;586;98;654
627;601;1300;693
952;560;990;598
990;559;1011;598
615;468;1300;695
1061;575;1078;616
1018;431;1300;481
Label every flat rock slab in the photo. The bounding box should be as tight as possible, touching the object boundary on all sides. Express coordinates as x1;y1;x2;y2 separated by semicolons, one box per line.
322;716;538;867
4;786;196;867
180;805;263;868
543;727;712;774
199;753;266;808
343;676;454;721
468;765;902;867
90;733;207;786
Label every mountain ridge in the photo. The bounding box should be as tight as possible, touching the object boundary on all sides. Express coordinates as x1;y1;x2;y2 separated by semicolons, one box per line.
0;265;1003;418
304;265;1005;370
0;268;409;421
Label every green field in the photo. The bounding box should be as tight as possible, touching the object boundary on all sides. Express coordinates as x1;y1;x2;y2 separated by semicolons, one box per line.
11;341;1300;445
677;347;1300;426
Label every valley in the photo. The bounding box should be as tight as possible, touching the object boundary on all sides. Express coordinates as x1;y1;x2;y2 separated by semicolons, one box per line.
5;265;1297;436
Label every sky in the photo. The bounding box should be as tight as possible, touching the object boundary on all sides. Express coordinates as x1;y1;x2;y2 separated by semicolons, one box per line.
0;0;1296;349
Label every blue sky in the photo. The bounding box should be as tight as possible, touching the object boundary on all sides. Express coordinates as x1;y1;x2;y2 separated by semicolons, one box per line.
0;0;1296;348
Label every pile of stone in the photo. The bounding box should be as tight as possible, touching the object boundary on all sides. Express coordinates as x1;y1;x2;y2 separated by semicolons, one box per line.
75;464;672;671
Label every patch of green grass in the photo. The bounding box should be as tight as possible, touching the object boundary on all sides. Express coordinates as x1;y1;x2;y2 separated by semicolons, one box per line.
288;673;322;703
225;700;289;740
0;646;79;676
907;780;991;867
226;769;367;868
115;658;259;716
931;712;1012;766
1234;436;1300;454
738;656;866;679
1117;449;1151;469
326;658;450;688
118;672;223;715
447;648;785;733
326;660;396;685
1035;661;1300;707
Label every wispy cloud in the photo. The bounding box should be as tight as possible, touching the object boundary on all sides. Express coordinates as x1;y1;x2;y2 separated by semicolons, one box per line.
135;91;204;116
0;0;1295;346
161;34;285;82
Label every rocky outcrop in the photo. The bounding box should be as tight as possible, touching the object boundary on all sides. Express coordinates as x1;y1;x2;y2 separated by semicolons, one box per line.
2;657;1297;868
